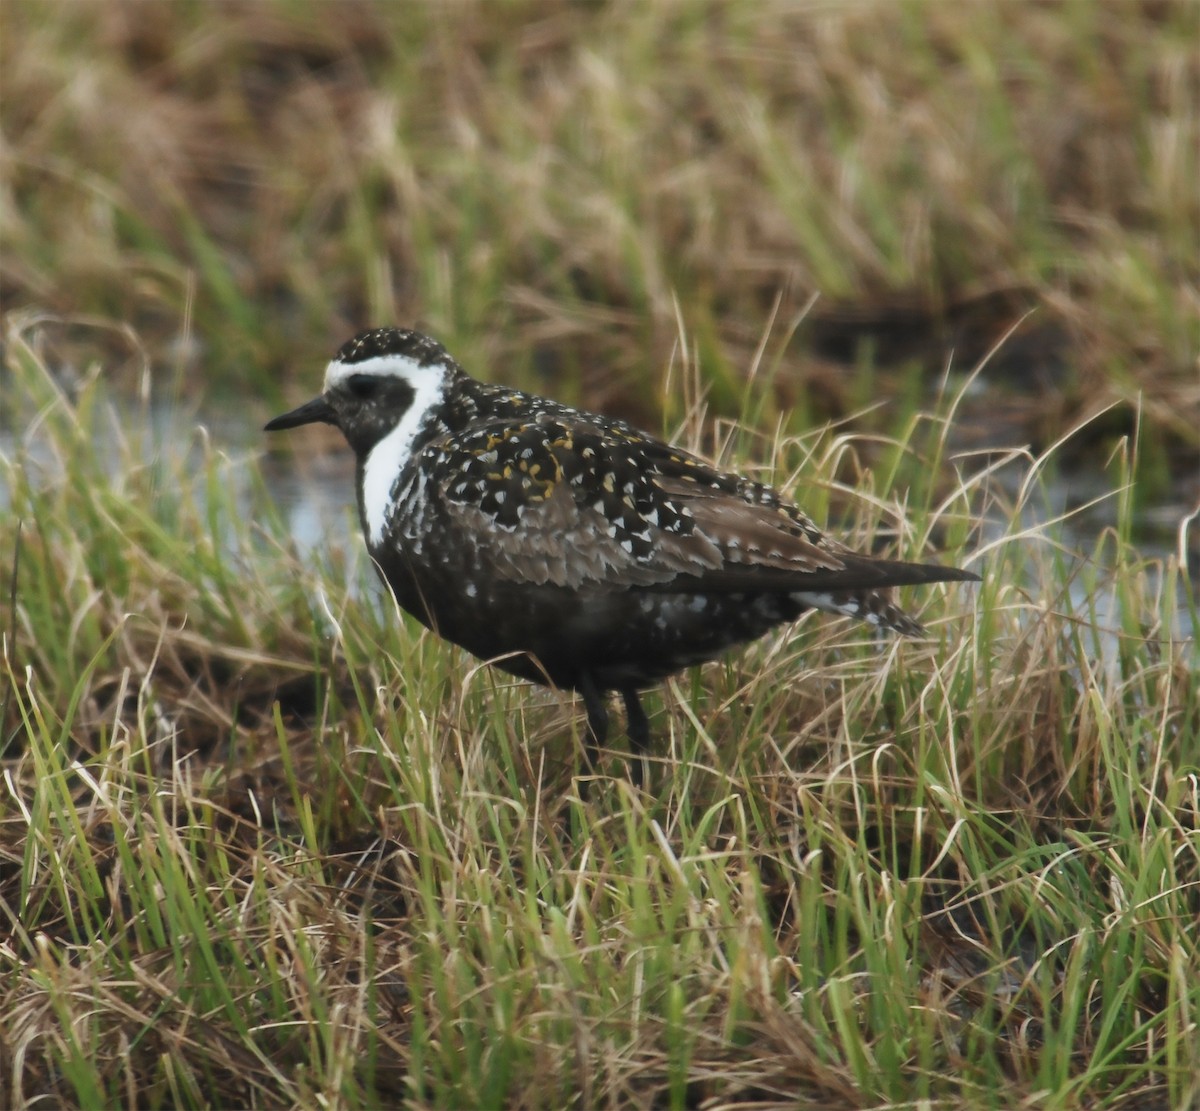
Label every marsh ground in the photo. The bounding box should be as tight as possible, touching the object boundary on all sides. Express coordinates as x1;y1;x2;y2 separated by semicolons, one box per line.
2;3;1198;1108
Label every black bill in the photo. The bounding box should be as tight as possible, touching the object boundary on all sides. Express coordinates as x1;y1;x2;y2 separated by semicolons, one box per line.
264;395;336;432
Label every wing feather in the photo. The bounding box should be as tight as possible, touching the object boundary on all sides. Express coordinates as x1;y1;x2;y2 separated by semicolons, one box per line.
423;410;968;595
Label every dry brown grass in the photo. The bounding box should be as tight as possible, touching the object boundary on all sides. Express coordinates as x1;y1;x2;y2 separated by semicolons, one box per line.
2;3;1198;1106
2;0;1197;465
3;312;1197;1107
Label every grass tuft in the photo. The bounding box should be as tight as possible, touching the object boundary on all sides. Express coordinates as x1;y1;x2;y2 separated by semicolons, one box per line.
3;315;1197;1108
2;3;1196;1104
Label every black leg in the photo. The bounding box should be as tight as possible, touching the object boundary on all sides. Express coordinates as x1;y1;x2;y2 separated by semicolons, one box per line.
621;687;651;788
577;673;608;784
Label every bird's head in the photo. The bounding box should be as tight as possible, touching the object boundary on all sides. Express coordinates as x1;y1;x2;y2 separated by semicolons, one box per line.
265;327;456;458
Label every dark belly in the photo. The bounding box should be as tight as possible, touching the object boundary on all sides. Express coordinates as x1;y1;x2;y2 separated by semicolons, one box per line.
370;549;799;692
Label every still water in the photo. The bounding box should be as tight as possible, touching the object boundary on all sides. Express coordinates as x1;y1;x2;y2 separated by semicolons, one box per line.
2;385;1195;643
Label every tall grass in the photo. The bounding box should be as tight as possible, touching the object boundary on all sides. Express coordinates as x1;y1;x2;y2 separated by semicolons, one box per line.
3;313;1196;1109
2;3;1196;1105
1;0;1196;467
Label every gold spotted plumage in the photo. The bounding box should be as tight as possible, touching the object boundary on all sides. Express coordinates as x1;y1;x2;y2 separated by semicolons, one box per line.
266;326;981;791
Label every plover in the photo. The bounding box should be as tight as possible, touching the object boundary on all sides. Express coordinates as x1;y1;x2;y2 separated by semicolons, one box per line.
266;327;978;789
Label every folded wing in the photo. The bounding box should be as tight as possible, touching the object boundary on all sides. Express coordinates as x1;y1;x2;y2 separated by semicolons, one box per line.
428;411;977;595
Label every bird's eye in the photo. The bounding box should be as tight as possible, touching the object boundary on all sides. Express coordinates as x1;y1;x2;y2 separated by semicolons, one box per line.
346;374;379;399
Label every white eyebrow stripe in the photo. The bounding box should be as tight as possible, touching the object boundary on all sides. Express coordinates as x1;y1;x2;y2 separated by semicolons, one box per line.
324;352;431;390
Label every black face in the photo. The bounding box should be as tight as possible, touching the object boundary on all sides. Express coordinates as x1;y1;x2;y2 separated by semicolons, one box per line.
326;373;417;456
266;327;453;457
264;373;417;458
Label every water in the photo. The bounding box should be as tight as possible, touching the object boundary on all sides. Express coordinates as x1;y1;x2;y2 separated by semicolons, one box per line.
2;384;1195;643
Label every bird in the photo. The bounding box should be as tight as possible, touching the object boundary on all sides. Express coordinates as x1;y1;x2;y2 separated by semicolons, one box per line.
265;327;979;790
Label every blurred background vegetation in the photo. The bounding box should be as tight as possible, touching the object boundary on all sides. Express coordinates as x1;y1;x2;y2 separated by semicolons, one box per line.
2;0;1196;487
3;5;1199;1107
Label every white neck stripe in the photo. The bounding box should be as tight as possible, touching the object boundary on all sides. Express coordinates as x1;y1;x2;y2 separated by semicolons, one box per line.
335;354;447;546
